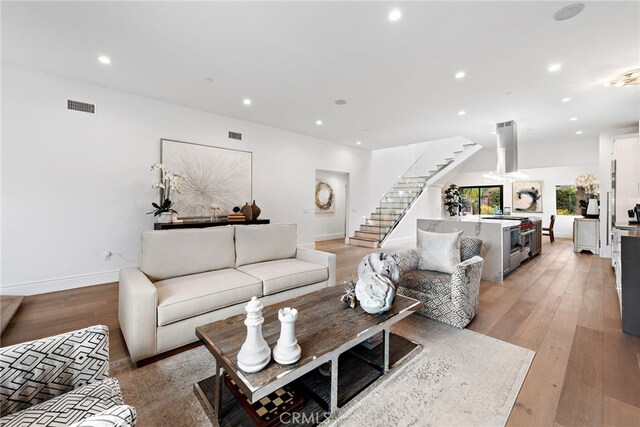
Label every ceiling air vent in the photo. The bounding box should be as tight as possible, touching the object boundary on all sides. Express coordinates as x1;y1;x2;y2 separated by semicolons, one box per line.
228;131;242;140
67;99;95;114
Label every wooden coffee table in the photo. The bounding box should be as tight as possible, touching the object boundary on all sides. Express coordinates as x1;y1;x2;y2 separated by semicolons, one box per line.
195;286;422;425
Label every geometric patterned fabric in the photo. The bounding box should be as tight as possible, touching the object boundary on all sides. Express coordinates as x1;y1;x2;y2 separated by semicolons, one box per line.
395;236;484;329
0;378;124;427
0;325;109;416
69;404;136;427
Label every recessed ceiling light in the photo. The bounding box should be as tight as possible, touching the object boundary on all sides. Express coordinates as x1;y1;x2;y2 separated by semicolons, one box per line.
98;55;111;65
458;110;466;116
316;120;323;125
570;117;578;121
554;3;585;21
455;71;466;79
491;131;496;135
548;63;562;73
388;9;402;21
562;97;571;103
243;98;252;105
356;141;362;145
576;130;583;135
335;99;347;105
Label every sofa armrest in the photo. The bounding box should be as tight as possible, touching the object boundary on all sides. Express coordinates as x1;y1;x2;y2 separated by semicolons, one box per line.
118;268;157;363
450;256;484;316
0;325;109;415
296;247;337;287
392;249;421;276
69;405;137;427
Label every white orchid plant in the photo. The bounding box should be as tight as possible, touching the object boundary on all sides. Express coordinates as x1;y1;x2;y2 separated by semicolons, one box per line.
147;163;187;217
575;174;599;196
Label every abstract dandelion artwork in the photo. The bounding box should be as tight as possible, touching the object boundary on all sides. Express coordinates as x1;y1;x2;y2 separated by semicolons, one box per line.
161;139;252;218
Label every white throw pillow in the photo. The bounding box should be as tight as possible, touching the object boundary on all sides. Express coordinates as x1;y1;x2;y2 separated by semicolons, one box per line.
417;230;463;274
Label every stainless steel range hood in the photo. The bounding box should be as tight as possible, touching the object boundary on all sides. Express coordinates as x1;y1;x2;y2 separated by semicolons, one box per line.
483;120;529;181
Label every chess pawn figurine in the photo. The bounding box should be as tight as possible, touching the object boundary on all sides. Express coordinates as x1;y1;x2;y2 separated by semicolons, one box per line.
237;297;271;373
272;307;301;365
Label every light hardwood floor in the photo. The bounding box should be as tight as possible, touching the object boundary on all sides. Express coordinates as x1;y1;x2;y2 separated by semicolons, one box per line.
1;238;639;426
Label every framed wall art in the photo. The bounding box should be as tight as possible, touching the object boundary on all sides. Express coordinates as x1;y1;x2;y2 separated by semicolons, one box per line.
160;139;252;218
512;180;543;213
315;180;335;214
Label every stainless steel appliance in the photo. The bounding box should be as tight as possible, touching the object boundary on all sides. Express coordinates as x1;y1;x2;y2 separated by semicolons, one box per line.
485;216;541;275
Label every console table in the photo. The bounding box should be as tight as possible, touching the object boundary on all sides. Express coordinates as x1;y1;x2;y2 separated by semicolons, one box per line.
154;219;270;230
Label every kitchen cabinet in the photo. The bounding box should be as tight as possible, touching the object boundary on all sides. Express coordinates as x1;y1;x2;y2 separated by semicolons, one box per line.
613;228;640;336
574;218;599;255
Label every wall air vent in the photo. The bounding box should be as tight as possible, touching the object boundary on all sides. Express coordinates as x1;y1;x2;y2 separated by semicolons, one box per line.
67;99;95;114
228;131;242;140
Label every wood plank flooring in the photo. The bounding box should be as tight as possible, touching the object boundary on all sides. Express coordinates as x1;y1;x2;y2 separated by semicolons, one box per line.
2;238;639;426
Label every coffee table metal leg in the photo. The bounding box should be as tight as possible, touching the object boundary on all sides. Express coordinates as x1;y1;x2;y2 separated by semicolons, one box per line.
383;329;390;373
214;365;225;423
330;357;339;414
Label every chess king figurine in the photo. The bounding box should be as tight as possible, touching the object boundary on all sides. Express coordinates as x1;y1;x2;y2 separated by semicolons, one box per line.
237;297;271;372
272;307;301;365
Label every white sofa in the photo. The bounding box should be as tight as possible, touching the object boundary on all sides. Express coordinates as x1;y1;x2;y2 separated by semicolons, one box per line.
118;224;336;364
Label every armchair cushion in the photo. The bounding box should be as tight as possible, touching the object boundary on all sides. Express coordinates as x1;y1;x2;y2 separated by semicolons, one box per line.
69;404;136;427
0;325;109;415
0;378;123;427
237;259;328;296
417;230;463;273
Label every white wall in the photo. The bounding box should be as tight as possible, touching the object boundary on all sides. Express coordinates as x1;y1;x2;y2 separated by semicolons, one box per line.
449;164;599;238
459;136;600;173
314;170;348;241
1;64;371;294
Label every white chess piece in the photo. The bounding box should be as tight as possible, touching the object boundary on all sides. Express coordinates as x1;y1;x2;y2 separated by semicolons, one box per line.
273;307;301;365
237;297;271;372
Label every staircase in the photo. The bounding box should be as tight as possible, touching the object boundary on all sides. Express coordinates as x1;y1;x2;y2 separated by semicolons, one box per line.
348;141;481;248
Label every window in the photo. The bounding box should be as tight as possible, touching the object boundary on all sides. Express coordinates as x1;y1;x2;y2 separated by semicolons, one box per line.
555;185;585;216
460;186;504;215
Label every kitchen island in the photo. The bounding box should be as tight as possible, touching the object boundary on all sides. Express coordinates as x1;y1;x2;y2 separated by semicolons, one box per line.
417;215;542;283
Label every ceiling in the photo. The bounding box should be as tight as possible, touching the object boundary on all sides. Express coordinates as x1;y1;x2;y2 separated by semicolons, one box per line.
2;1;639;150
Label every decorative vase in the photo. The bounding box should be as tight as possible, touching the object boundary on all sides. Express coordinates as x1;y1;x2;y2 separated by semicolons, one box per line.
251;200;261;220
240;203;253;221
156;212;172;224
586;198;600;218
273;307;301;365
237;297;271;373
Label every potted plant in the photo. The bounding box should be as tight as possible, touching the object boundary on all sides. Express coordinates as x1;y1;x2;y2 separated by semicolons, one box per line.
148;163;186;223
444;184;462;217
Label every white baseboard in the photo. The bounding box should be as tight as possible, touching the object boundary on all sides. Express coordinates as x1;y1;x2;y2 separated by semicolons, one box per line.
0;270;119;296
381;235;416;250
314;232;346;241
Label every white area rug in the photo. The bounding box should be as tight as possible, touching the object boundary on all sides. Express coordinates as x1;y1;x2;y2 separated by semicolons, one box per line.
323;316;535;427
112;315;534;427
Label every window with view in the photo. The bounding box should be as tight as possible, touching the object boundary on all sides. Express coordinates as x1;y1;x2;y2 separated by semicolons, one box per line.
555;185;585;216
460;186;504;215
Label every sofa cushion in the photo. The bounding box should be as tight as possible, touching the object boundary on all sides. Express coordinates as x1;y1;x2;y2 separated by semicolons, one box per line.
154;269;262;326
140;227;235;282
0;378;123;427
235;224;297;267
398;269;452;298
237;259;328;296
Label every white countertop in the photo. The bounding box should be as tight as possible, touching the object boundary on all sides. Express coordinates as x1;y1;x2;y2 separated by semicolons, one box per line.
423;215;522;227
